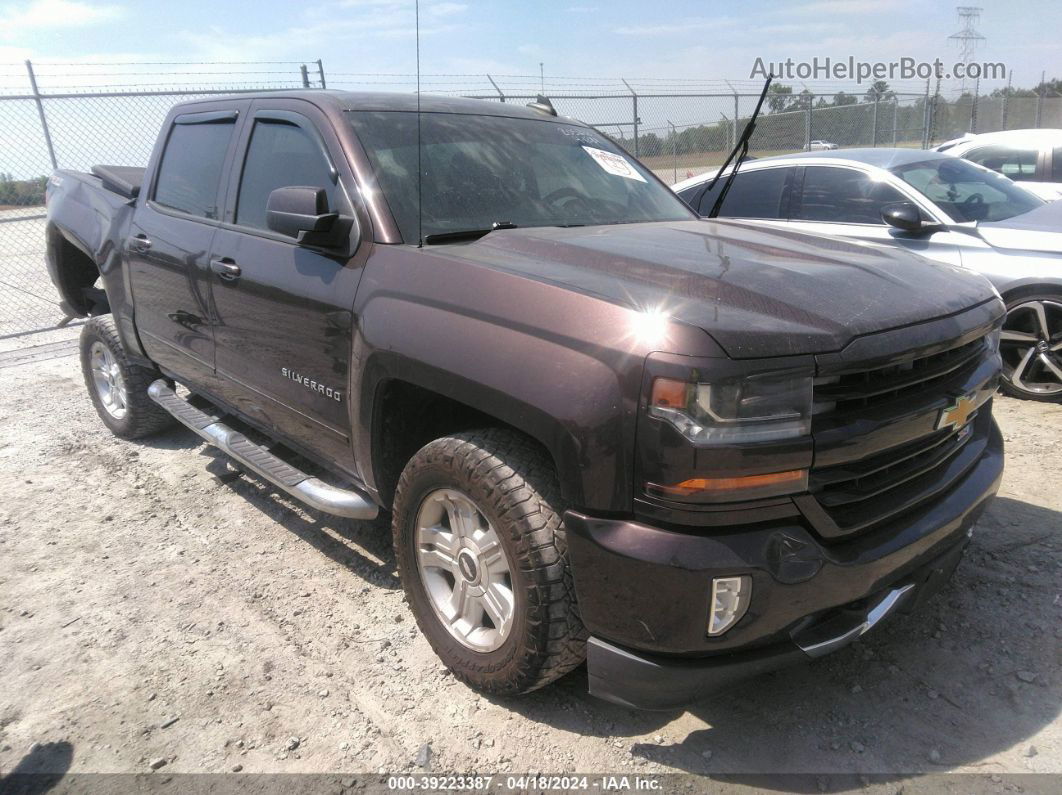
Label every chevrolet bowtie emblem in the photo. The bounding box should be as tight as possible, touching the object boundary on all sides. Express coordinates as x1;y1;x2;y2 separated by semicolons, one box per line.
937;394;978;431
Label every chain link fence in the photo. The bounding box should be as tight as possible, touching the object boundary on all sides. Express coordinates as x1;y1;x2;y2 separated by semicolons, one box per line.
1;61;1059;337
0;61;321;338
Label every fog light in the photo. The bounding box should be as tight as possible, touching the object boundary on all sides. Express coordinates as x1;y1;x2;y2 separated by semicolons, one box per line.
708;576;751;636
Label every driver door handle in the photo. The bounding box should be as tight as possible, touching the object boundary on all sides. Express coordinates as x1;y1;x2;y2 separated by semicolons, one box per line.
210;258;241;282
128;234;152;253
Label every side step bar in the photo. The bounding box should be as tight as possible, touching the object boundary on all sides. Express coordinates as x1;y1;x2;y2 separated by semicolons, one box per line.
147;379;378;520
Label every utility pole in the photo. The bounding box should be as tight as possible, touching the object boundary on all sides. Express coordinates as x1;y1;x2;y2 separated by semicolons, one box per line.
948;6;986;95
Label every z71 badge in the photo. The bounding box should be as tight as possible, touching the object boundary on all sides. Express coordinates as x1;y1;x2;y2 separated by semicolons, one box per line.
281;368;342;402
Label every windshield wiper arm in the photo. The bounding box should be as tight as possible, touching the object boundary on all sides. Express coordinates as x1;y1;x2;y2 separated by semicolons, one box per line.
705;75;772;219
423;221;517;245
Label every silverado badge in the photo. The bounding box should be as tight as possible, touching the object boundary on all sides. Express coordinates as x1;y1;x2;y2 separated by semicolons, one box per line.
281;368;342;402
936;394;978;431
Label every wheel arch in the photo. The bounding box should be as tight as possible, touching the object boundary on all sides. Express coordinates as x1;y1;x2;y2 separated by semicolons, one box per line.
366;374;579;511
999;280;1062;303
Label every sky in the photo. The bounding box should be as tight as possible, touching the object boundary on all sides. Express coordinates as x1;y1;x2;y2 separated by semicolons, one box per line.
0;0;1059;96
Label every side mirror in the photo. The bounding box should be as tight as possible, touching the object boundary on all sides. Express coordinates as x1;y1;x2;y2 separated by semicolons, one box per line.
881;202;937;234
266;186;340;245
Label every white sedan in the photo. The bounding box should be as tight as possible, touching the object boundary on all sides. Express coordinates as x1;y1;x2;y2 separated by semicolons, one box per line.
673;149;1062;401
935;129;1062;201
808;139;838;151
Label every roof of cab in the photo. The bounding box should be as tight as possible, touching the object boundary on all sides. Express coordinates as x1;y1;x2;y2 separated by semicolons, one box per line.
173;89;575;123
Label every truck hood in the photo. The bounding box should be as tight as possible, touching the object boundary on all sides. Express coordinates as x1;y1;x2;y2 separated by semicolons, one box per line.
439;219;996;358
977;199;1062;254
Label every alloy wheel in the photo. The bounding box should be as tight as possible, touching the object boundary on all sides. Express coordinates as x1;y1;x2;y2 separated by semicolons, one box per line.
414;488;515;652
89;341;129;419
1000;299;1062;396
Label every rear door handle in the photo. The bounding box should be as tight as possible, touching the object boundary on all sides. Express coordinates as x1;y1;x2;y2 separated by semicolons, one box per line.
210;258;241;282
128;234;152;253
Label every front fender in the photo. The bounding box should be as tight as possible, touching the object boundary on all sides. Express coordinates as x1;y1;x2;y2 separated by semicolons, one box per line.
350;246;719;512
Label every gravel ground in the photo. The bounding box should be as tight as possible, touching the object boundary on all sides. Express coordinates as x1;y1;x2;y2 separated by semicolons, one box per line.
0;337;1060;789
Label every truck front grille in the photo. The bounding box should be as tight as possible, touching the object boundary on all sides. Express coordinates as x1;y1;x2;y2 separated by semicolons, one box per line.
807;332;997;539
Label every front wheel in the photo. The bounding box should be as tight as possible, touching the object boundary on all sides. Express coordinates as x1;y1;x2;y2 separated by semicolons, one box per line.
392;429;587;696
79;316;175;438
999;293;1062;401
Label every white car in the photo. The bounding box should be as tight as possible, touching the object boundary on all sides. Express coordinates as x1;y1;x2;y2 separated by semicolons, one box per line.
808;139;838;151
935;129;1062;201
674;149;1062;401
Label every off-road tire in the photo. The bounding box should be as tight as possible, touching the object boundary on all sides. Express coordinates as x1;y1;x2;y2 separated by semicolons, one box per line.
392;428;587;695
998;291;1062;402
79;316;174;439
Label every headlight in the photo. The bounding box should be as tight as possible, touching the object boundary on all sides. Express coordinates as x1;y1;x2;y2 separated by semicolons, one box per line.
649;371;813;445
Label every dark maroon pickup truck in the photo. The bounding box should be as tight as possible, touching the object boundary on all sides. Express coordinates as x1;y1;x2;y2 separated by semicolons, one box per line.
45;90;1004;710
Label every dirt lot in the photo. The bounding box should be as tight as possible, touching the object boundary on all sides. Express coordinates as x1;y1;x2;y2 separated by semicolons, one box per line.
1;334;1060;788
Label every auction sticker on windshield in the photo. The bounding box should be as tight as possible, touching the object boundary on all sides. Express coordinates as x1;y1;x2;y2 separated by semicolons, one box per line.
582;145;647;182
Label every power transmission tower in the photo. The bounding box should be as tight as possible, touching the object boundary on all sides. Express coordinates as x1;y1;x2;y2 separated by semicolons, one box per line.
948;6;986;94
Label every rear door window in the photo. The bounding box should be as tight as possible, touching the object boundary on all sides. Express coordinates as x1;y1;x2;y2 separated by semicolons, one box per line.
1053;147;1062;182
792;166;908;224
153;118;235;219
235;118;337;232
965;145;1039;182
697;167;793;219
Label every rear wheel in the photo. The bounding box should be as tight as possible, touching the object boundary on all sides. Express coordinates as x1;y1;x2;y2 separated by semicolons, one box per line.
79;316;174;438
999;293;1062;401
392;429;587;695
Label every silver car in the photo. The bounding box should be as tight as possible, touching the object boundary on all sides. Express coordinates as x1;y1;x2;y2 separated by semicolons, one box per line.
673;149;1062;400
935;129;1062;201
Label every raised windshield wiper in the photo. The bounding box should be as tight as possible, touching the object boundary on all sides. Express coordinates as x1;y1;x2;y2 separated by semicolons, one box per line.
423;221;517;245
705;75;772;218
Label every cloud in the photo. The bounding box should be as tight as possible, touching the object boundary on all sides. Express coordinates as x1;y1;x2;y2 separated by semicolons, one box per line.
614;17;736;36
428;2;467;16
0;0;122;35
783;0;907;14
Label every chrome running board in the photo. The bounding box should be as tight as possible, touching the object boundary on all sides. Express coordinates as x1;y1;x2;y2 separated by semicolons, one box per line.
147;379;378;520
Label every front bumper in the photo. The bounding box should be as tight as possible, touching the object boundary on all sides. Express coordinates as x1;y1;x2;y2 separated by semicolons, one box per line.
565;418;1003;711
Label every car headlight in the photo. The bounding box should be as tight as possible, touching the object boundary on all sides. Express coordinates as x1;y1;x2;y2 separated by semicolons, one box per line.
649;371;813;445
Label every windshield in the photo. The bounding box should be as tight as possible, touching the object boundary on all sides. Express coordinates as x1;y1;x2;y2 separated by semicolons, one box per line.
889;157;1043;223
347;110;693;242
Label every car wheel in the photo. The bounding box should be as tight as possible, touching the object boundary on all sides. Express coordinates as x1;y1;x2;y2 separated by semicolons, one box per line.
79;316;175;438
392;428;587;695
998;293;1062;401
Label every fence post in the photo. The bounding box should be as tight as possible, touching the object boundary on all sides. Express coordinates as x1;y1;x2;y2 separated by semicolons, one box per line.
1035;70;1045;128
921;78;930;148
24;60;58;171
971;77;979;133
732;91;739;150
622;79;639;157
486;74;505;103
316;59;327;89
1001;69;1012;130
300;64;310;88
804;98;812;151
892;100;899;145
667;120;677;184
871;92;879;146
